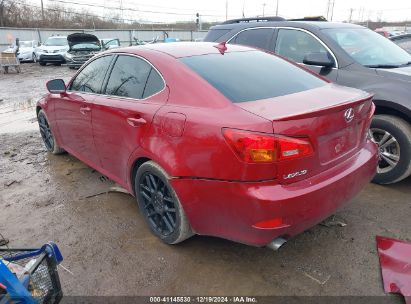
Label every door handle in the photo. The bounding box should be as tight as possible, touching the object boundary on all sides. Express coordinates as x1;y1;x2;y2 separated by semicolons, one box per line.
127;117;147;127
80;106;91;115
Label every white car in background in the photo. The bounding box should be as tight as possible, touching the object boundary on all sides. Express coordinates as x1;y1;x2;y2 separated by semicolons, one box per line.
35;36;69;66
2;40;39;62
17;40;39;62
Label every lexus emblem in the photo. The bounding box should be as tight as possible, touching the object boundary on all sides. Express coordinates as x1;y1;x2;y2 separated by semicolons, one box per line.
344;108;355;123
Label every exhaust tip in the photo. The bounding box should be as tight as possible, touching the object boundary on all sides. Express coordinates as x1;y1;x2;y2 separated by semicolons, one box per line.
267;237;287;251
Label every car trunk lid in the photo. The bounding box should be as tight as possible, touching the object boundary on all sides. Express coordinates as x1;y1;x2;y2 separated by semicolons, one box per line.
236;84;374;184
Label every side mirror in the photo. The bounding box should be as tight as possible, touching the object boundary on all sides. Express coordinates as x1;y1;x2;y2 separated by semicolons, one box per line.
303;52;334;68
47;79;66;94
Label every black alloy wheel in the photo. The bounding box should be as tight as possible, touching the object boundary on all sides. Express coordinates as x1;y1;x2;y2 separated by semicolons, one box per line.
38;111;54;151
139;172;177;236
135;161;193;244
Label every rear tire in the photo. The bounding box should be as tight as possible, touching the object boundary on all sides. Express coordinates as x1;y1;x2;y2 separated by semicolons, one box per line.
37;110;65;155
134;161;193;244
39;62;46;66
370;115;411;184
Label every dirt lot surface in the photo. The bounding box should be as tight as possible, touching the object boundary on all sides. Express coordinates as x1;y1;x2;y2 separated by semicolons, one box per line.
0;63;410;299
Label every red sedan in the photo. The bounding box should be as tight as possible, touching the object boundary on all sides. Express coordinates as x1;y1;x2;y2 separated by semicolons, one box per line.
37;42;378;248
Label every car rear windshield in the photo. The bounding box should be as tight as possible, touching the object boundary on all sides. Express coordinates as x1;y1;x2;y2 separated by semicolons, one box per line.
180;51;326;103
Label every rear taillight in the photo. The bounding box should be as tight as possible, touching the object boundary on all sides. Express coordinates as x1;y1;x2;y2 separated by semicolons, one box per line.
222;129;313;163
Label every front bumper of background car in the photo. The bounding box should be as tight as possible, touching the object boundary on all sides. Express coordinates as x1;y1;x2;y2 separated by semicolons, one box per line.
17;52;34;61
38;53;66;64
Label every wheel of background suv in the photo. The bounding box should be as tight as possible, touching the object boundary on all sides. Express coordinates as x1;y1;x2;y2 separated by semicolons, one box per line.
370;115;411;184
37;110;65;154
32;53;37;63
39;62;46;66
134;161;193;244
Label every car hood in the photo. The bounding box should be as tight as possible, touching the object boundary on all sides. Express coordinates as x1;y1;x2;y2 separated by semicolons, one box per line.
67;33;101;50
376;65;411;83
19;47;34;52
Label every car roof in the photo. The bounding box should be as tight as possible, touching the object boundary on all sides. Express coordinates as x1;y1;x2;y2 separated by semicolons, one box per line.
111;42;255;58
210;20;364;31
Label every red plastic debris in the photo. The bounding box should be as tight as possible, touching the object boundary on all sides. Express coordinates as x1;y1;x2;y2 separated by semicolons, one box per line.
214;41;228;55
376;236;411;304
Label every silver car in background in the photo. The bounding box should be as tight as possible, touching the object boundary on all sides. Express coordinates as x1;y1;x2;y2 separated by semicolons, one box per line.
35;36;69;66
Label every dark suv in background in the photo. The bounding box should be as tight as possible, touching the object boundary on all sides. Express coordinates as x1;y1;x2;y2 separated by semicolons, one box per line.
205;17;411;184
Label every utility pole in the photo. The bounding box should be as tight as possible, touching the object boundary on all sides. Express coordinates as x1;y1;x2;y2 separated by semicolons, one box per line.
330;0;335;21
262;3;266;17
196;13;201;31
119;0;124;27
225;0;228;21
348;8;354;23
325;0;331;20
275;0;279;16
242;0;245;18
40;0;45;22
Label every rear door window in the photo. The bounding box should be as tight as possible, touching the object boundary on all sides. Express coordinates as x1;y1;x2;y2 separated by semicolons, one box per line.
231;28;274;49
69;55;113;93
275;29;331;64
105;55;152;99
204;29;231;42
142;68;164;98
180;51;326;103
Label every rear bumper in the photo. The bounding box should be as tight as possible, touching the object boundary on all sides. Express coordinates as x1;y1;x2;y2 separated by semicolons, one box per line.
170;141;378;246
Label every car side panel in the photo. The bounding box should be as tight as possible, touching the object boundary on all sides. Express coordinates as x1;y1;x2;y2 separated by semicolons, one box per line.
126;104;275;192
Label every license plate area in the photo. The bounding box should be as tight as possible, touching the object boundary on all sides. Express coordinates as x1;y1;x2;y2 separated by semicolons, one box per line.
318;123;360;165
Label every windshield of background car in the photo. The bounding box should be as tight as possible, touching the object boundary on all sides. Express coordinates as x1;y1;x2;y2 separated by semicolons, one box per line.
323;28;411;67
19;41;32;47
71;43;101;50
180;51;327;103
44;37;68;46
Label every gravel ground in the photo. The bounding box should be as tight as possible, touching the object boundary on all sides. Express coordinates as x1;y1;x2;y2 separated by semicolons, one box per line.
0;63;410;300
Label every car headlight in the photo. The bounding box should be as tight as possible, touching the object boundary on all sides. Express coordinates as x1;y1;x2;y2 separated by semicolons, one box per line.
58;49;67;52
65;53;73;59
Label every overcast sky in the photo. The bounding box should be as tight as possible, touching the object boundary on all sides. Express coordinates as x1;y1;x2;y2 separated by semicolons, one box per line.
37;0;411;23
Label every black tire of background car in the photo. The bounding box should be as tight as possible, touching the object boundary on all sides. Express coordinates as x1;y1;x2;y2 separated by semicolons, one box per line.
134;161;194;244
37;109;65;155
371;115;411;184
39;62;46;66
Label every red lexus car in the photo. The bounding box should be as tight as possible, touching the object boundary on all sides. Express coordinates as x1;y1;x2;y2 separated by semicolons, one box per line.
37;42;378;249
